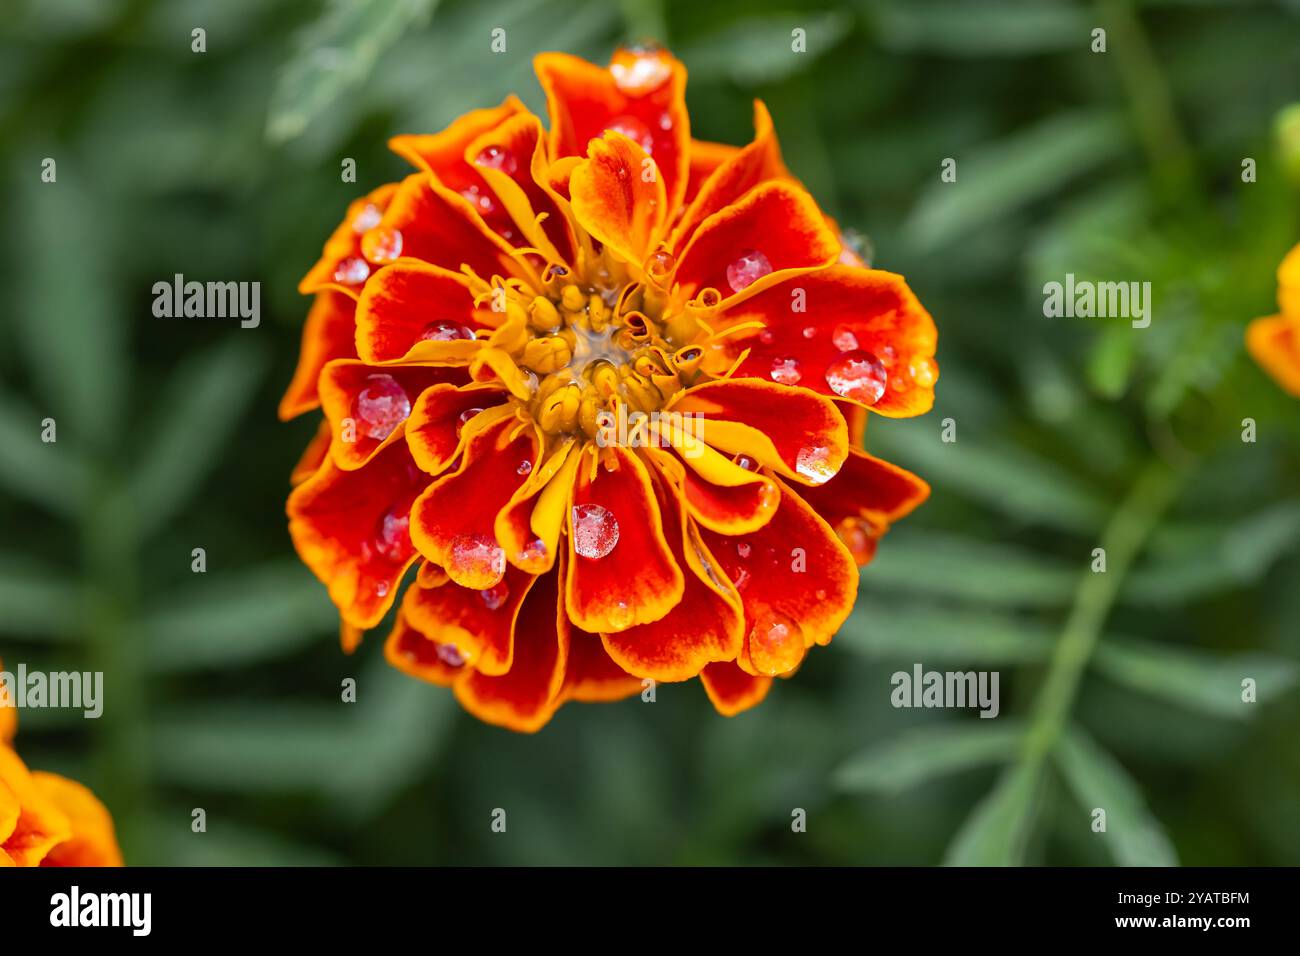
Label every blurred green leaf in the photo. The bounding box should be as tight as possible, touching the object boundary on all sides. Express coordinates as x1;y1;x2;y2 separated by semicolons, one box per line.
143;562;337;672
1054;724;1177;866
905;111;1128;253
1087;322;1139;398
140;811;343;866
677;13;852;85
0;393;88;516
129;338;267;539
943;761;1040;865
266;0;440;143
0;552;78;638
867;0;1087;56
840;599;1052;664
1094;640;1298;719
834;720;1023;795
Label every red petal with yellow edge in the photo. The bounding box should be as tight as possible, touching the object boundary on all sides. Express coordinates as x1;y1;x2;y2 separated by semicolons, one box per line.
700;661;772;716
495;439;579;575
389;96;526;181
406;383;509;476
569;131;667;269
669;378;848;489
671;101;788;250
279;291;357;420
561;627;642;703
378;173;518;281
318;361;468;471
402;564;535;676
287;440;425;628
672;181;839;306
299;183;399;296
685;138;740;206
384;609;465;688
534;50;690;213
0;747;71;867
291;420;331;485
565;446;685;634
720;265;938;417
701;476;857;669
800;448;930;566
409;415;539;589
454;570;568;733
464;112;576;265
30;772;123;867
354;259;486;364
1246;314;1300;397
598;461;743;681
645;423;780;535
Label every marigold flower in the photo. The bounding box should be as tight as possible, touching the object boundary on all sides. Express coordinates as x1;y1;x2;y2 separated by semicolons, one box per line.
0;681;123;866
283;47;937;731
1246;242;1300;396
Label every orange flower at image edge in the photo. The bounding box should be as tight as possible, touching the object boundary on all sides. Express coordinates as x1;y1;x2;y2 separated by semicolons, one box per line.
0;684;123;866
1247;242;1300;396
283;47;938;732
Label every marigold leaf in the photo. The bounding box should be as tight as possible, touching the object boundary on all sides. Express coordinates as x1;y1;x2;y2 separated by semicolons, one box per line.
869;0;1088;56
0;394;89;517
840;599;1052;664
833;720;1024;795
0;553;79;639
942;761;1041;865
677;13;853;85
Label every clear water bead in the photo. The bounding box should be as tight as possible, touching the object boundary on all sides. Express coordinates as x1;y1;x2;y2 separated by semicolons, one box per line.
479;579;510;610
333;256;369;286
572;504;619;559
769;356;802;385
825;350;888;405
474;144;518;176
831;325;859;352
420;321;476;342
360;225;403;264
610;45;673;97
795;445;835;485
725;249;772;293
351;203;382;234
448;533;506;589
373;508;412;563
355;374;410;440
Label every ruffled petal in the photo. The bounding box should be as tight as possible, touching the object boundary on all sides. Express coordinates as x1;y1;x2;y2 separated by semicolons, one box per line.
671;181;839;306
495;438;579;575
564;446;684;633
299;183;400;297
669;378;848;488
1246;314;1300;397
30;772;123;867
279;291;357;420
646;419;780;535
569;131;667;269
287;440;426;628
377;173;519;281
384;608;464;687
700;661;772;716
0;747;71;867
353;259;487;364
401;564;536;676
719;265;938;417
405;383;509;476
454;570;568;732
389;96;526;182
290;419;332;485
684;138;740;206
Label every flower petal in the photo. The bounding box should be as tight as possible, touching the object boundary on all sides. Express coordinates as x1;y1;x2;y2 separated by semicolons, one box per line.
401;564;535;676
719;265;938;417
299;183;400;297
672;180;839;306
279;291;357;420
0;747;71;867
409;414;539;588
564;446;684;633
354;259;487;364
290;419;332;485
1246;314;1300;397
496;438;579;575
684;138;740;206
669;378;848;488
799;448;930;566
699;661;772;716
384;608;465;688
30;772;123;867
389;96;526;182
378;173;519;281
569;131;667;269
646;420;780;535
454;570;568;732
405;383;509;476
287;440;425;628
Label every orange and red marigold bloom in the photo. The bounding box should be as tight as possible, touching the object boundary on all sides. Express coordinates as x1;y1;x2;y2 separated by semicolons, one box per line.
283;47;938;732
1;684;123;866
1247;242;1300;396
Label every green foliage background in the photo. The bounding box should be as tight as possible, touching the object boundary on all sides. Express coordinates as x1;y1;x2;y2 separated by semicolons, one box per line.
1;0;1298;866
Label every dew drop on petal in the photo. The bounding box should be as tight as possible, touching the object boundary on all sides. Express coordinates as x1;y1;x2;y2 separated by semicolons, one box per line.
732;453;759;472
733;567;751;592
459;184;497;216
448;533;506;589
736;541;752;559
474;144;518;176
352;203;383;234
726;249;772;293
375;581;389;598
517;459;533;476
436;643;466;667
514;537;548;572
796;445;835;485
610;45;673;97
360;225;403;264
758;329;775;345
334;256;369;285
355;374;410;440
455;407;484;437
825;350;888;405
802;326;816;339
831;325;859;352
908;355;938;388
606;115;654;154
479;579;510;611
769;356;802;385
748;611;804;676
373;507;413;563
646;250;676;279
420;320;476;342
572;504;619;559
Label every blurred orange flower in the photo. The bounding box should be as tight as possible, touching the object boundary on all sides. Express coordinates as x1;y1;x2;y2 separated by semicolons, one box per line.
0;683;123;866
283;47;937;731
1247;242;1300;396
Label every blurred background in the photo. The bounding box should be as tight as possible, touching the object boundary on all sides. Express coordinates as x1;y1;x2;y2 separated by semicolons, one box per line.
1;0;1298;866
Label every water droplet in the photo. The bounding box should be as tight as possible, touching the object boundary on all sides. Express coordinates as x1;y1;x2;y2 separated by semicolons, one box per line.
736;541;752;559
514;537;548;572
459;184;497;216
455;407;484;437
375;581;389;598
474;144;518;176
748;611;804;676
360;225;403;264
908;355;938;388
572;504;619;559
610;45;673;97
373;507;413;563
769;356;802;385
517;459;533;476
831;325;859;352
352;203;382;234
802;326;816;339
448;533;506;589
606;600;635;630
646;250;676;279
733;567;751;591
725;248;772;293
333;256;369;285
420;320;476;342
732;454;759;472
606;115;654;154
355;374;410;440
436;643;466;667
479;579;510;610
825;350;888;405
758;329;775;345
796;445;835;485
